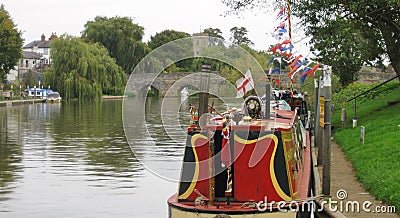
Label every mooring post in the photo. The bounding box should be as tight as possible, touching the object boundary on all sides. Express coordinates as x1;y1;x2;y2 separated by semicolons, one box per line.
322;65;332;196
317;77;324;166
341;108;347;127
360;126;365;145
313;79;319;145
264;83;271;119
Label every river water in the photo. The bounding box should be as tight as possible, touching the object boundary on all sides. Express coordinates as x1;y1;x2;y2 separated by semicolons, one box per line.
0;97;201;218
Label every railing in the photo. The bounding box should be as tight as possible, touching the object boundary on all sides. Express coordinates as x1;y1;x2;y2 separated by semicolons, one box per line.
347;74;400;119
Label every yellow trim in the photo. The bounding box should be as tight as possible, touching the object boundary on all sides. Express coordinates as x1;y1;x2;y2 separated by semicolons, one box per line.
269;134;292;201
281;130;294;199
178;134;207;199
234;133;274;145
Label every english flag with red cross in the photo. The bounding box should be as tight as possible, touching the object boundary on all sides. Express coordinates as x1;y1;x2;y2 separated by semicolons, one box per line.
236;68;254;98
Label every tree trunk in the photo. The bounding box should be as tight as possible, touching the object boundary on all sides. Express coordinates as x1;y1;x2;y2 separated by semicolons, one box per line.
379;15;400;80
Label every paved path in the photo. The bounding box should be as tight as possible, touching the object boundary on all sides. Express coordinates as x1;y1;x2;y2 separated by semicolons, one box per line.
322;141;398;217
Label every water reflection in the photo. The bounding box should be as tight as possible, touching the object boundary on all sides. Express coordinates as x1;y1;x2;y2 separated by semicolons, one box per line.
0;101;143;216
0;97;238;217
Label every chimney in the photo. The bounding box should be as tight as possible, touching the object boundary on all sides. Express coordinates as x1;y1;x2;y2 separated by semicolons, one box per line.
49;32;57;41
41;34;45;42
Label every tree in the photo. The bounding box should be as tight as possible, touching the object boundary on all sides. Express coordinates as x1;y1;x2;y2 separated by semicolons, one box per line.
222;0;400;86
202;27;225;46
148;29;190;50
147;30;192;71
45;35;126;100
296;0;400;85
230;27;253;46
82;16;149;74
0;4;23;81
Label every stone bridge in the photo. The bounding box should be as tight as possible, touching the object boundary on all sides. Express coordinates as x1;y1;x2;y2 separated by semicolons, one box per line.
126;72;228;97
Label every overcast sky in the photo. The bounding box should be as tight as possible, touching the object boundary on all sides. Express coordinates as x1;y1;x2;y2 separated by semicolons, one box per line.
2;0;281;51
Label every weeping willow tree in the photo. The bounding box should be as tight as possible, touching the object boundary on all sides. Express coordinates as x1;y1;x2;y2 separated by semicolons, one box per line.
45;35;127;100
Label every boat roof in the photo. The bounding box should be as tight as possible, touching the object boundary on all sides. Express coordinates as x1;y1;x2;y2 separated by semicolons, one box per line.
204;109;296;131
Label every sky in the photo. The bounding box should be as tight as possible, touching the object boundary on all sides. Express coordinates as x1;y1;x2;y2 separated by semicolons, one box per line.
1;0;282;51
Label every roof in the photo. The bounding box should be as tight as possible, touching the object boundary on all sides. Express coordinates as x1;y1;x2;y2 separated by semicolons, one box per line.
23;40;51;49
22;51;42;59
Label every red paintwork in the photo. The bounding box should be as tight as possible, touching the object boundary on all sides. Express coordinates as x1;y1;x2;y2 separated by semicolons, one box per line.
169;109;312;214
233;136;282;202
184;136;210;201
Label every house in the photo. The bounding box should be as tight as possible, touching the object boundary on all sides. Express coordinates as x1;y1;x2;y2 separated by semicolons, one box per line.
23;33;57;65
6;51;43;83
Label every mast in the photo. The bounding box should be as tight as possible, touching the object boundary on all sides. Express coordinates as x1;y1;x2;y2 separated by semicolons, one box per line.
198;64;211;124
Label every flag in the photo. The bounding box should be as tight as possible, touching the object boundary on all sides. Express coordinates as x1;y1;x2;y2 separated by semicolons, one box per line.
269;44;281;53
300;74;307;84
271;68;281;74
278;28;287;33
280;44;294;51
289;55;303;67
308;63;321;78
267;57;275;67
289;58;307;77
301;67;312;77
236;69;254;98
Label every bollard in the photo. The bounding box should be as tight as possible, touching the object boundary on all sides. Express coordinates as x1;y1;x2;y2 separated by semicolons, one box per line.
341;108;347;127
360;126;365;145
352;116;357;128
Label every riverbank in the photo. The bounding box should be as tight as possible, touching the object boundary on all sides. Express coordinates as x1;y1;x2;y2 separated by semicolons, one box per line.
0;96;126;107
101;95;127;100
0;98;46;107
313;141;398;217
330;81;400;216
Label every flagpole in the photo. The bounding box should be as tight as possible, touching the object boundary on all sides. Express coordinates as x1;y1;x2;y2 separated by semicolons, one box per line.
287;0;294;97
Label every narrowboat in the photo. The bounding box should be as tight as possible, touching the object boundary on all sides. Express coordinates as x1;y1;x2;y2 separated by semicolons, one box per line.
168;91;313;217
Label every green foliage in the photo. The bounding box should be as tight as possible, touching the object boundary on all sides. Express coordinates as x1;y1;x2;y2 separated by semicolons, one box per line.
147;30;192;72
333;82;400;213
45;35;126;100
22;71;39;87
0;4;23;81
82;16;149;74
229;26;253;46
148;29;190;50
222;0;400;86
300;71;342;111
293;0;400;86
202;27;225;46
332;81;400;122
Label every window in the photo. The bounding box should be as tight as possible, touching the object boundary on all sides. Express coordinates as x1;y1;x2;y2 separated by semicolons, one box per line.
44;48;48;55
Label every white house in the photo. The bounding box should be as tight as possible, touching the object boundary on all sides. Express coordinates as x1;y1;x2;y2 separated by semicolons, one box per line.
6;51;43;83
23;33;57;65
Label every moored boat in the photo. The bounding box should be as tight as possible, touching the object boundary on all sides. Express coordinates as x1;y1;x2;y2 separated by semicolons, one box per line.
168;88;313;217
46;92;62;103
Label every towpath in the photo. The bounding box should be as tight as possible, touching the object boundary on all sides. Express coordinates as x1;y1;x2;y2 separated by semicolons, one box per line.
316;141;398;218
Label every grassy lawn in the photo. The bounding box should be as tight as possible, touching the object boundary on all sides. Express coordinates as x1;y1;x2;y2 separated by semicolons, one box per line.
332;81;400;212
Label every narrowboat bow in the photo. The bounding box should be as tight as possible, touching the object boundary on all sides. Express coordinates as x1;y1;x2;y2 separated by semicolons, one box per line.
168;93;313;218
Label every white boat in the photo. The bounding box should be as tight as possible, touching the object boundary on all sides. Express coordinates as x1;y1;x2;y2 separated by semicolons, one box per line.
46;92;62;103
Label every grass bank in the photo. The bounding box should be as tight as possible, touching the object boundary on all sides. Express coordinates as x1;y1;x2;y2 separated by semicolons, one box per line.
332;81;400;212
